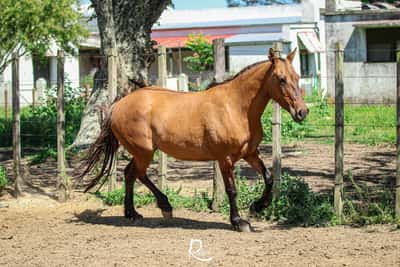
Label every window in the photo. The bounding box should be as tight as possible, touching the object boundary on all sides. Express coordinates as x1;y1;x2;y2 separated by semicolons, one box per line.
300;50;311;77
366;28;400;62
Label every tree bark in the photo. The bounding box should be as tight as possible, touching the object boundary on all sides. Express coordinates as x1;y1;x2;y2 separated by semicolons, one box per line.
71;0;171;149
91;0;171;91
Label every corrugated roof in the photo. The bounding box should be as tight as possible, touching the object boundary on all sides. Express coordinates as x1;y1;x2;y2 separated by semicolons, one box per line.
152;34;234;48
225;33;287;44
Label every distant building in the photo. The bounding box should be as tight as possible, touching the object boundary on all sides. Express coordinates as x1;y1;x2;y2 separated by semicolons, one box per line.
0;1;328;106
325;0;400;103
151;1;327;94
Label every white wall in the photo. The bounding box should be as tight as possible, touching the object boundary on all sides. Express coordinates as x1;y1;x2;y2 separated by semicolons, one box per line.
228;44;292;74
65;55;80;88
0;53;81;106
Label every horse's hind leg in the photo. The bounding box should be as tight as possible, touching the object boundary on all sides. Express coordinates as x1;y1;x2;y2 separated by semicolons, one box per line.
131;150;173;219
219;157;252;232
138;175;173;219
244;151;273;214
124;160;143;221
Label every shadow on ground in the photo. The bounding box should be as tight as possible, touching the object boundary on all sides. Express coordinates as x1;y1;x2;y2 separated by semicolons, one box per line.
71;209;232;231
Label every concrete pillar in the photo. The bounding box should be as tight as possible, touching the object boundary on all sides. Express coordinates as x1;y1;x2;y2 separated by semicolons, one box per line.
178;73;189;92
49;56;58;87
326;0;336;12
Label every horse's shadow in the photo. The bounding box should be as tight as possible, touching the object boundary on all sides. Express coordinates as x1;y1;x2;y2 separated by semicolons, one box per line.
70;209;232;231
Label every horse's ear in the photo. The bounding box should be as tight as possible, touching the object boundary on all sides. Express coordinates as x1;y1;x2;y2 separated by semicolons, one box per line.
286;48;297;63
268;48;276;64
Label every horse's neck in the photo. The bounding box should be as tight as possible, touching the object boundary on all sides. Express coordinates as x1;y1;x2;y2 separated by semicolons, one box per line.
230;62;272;119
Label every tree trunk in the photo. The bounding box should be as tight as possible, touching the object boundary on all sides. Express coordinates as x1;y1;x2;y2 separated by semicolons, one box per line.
71;0;171;149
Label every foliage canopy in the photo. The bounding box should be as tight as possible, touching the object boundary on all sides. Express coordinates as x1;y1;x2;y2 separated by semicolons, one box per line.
184;34;214;72
0;0;88;74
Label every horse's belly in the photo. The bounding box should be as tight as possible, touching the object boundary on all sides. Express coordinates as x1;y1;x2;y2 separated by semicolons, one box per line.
157;139;215;161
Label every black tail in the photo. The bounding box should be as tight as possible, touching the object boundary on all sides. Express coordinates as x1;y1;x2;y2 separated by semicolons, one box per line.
80;110;119;193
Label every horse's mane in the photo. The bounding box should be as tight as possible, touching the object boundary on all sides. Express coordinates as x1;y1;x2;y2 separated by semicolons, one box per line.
205;60;268;90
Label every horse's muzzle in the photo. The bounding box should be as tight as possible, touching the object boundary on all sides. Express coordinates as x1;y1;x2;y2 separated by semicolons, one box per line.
294;108;309;122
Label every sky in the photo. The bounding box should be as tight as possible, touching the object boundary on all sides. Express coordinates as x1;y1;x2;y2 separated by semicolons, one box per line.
81;0;227;10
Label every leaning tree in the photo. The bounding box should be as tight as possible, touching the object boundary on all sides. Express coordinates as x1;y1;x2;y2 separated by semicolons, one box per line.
72;0;171;149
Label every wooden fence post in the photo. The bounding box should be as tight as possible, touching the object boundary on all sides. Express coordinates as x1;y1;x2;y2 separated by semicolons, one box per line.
334;42;344;219
4;89;8;128
158;45;167;190
108;48;118;192
57;50;69;202
396;42;400;218
272;42;282;198
211;38;226;211
32;88;36;111
12;53;23;197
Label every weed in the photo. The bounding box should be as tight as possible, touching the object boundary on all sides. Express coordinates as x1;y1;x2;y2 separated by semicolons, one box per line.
99;186;211;212
0;166;8;193
343;170;397;225
29;148;57;165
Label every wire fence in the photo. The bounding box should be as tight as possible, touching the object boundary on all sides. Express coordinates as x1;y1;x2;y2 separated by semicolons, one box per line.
0;43;399;215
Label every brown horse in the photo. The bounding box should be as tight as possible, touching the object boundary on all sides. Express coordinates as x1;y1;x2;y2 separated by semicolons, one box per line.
81;48;308;232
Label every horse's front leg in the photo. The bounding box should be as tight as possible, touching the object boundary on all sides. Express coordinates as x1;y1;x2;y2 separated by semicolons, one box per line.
244;151;273;214
219;157;252;232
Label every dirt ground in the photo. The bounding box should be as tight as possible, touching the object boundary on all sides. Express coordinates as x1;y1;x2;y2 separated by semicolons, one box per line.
0;142;399;266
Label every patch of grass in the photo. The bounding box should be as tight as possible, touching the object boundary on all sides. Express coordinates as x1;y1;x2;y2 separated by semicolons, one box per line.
343;170;398;225
0;165;8;193
262;174;338;226
261;94;395;145
98;171;398;227
0;83;85;148
29;148;57;165
98;187;211;212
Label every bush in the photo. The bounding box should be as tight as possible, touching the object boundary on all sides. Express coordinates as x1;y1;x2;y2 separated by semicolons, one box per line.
0;82;85;148
343;170;398;225
98;171;398;227
99;187;212;212
262;174;337;226
29;148;57;165
0;166;8;193
218;172;336;226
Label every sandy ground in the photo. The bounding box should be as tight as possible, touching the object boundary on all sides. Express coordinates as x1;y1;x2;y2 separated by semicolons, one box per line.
1;197;399;267
0;142;398;266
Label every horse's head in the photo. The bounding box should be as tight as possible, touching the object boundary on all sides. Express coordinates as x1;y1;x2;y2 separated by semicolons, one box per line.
266;48;309;122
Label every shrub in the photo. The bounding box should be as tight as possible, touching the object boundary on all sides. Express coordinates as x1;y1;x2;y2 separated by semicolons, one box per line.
221;173;337;226
343;170;398;225
98;171;398;227
0;166;8;193
29;148;57;165
99;187;211;212
262;174;337;226
0;82;85;148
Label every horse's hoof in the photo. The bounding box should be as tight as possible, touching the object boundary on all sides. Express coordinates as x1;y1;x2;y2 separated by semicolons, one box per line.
162;210;173;220
125;211;143;223
232;219;253;233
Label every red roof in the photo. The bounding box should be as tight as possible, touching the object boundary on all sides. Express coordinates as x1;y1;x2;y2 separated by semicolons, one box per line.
152;34;234;48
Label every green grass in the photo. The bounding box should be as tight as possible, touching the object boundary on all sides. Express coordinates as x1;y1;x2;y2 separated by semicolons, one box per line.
98;172;399;227
98;187;212;213
0;165;8;193
261;96;395;145
0;85;85;149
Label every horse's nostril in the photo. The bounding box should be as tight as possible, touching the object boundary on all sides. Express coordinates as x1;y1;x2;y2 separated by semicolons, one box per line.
297;109;307;120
